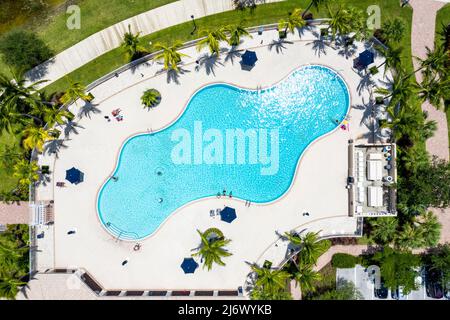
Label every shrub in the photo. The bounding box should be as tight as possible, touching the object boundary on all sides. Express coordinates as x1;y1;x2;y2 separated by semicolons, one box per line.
0;29;53;72
141;89;161;109
331;253;360;268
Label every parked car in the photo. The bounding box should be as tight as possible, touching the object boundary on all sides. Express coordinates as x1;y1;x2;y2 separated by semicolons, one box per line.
445;282;450;300
398;286;408;300
391;287;399;300
375;279;389;299
425;267;444;299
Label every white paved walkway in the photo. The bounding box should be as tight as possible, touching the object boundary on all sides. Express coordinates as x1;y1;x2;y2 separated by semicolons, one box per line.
31;25;388;294
26;0;283;86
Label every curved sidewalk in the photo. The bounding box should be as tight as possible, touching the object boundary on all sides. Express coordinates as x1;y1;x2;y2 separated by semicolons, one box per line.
26;0;283;86
409;0;449;161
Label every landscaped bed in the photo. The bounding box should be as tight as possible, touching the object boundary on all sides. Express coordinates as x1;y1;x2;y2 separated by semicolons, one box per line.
40;0;414;94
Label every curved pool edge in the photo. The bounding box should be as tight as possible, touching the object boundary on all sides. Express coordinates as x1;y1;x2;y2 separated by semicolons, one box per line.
95;63;352;242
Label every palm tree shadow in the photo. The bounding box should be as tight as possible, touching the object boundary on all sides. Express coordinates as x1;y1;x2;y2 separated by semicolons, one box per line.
222;47;242;65
336;37;357;60
352;99;378;143
196;53;224;76
77;101;101;119
63;121;85;138
352;97;375;128
36;171;51;187
155;63;190;85
296;25;311;39
357;73;376;95
43;139;68;159
268;39;293;54
129;59;151;75
18;272;38;300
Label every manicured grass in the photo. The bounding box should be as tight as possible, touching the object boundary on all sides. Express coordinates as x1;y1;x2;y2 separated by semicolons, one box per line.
435;3;450;148
0;132;22;193
43;0;414;94
0;0;177;76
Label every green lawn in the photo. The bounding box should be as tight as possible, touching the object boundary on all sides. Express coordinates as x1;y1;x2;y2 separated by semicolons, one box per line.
0;0;177;76
42;0;414;94
435;3;450;148
0;132;21;193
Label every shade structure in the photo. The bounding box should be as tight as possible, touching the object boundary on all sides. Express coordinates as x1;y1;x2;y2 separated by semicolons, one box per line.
65;167;84;185
358;50;374;67
180;258;199;274
220;207;237;223
240;50;258;70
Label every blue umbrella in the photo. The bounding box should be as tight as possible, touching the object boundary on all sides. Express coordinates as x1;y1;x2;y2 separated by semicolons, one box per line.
220;207;237;223
65;167;84;185
358;50;374;67
240;50;258;67
181;258;199;274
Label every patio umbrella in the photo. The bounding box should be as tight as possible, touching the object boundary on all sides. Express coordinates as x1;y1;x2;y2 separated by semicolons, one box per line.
220;207;237;223
180;258;199;274
240;50;258;70
358;50;374;67
65;167;84;185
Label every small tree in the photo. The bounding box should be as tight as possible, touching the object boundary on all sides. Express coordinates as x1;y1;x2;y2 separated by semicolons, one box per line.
153;41;190;71
250;264;292;300
226;24;252;47
0;30;53;72
373;247;420;294
192;229;232;270
196;28;228;56
141;89;161;109
121;24;147;61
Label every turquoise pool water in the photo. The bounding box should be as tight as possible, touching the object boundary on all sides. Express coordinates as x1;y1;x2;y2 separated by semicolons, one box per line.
97;65;350;240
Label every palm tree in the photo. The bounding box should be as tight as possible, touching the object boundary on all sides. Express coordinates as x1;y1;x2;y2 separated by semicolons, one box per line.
414;45;448;80
302;0;329;19
121;24;147;61
280;8;307;37
141;89;161;109
416;76;450;110
346;7;368;42
192;229;232;270
284;231;330;266
0;275;26;300
60;79;92;106
395;223;424;249
291;262;321;294
226;24;252;47
250;264;291;298
153;41;190;71
196;28;228;56
22;126;56;152
43;105;74;128
368;217;398;244
327;4;351;41
415;211;441;247
12;159;39;188
377;46;403;75
375;70;414;109
0;72;49;131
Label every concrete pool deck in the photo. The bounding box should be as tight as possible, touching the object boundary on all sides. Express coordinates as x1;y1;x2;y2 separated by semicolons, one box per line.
32;26;388;295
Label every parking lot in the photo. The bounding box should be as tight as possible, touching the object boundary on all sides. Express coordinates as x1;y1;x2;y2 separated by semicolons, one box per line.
336;265;447;300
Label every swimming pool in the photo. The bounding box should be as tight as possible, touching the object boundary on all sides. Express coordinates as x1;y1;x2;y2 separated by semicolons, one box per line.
97;65;350;240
